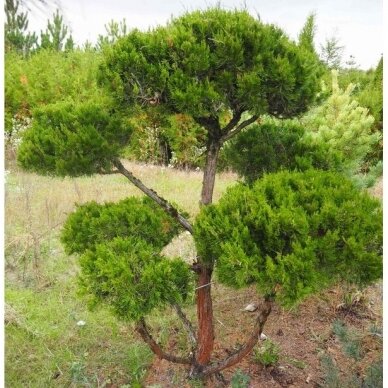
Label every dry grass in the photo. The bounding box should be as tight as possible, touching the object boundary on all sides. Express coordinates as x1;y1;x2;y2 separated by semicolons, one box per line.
5;161;237;279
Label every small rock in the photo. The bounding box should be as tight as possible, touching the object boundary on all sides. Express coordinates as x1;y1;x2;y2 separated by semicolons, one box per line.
243;303;258;312
306;374;312;384
260;332;268;340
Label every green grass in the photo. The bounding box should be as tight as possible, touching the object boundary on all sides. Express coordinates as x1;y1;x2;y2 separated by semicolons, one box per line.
5;162;237;386
5;253;150;387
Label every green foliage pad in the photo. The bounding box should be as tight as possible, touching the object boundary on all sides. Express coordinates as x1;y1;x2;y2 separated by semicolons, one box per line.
194;170;382;306
61;196;192;321
100;8;320;119
223;119;341;184
18;99;131;176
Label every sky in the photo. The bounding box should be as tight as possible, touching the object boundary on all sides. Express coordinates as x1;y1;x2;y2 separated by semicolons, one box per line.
23;0;384;70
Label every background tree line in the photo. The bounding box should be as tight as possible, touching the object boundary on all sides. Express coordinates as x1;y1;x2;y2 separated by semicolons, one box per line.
5;2;383;185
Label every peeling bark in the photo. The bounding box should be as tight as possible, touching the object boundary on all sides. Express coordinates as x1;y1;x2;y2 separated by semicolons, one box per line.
195;265;214;366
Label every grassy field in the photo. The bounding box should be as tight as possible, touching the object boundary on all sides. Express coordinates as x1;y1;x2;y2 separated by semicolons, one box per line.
4;161;237;387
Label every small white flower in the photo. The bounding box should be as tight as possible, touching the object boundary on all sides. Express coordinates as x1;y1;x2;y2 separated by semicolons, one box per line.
76;320;86;326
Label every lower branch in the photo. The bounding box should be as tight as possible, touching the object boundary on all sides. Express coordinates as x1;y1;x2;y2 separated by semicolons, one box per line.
113;158;193;234
136;318;192;365
173;304;197;347
200;297;273;377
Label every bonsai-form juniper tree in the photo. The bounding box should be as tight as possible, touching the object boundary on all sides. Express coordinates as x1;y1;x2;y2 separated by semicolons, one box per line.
16;7;382;382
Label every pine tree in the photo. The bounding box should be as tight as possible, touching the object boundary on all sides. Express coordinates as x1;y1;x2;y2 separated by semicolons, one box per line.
302;70;380;179
298;12;318;56
4;0;38;56
40;9;74;51
320;35;344;69
96;19;128;49
17;8;383;380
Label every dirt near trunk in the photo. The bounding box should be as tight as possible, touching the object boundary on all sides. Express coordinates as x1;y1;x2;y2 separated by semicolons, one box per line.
143;281;382;387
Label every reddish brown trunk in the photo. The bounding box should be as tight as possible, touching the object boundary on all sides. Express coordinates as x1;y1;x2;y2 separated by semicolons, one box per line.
200;142;220;206
195;140;220;366
196;265;214;366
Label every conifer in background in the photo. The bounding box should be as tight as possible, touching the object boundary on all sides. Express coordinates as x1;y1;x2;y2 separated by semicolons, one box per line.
302;70;380;183
4;0;38;56
40;9;74;51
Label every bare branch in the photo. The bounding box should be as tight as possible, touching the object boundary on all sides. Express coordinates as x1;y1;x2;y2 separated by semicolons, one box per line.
220;115;259;144
136;318;192;365
220;110;243;134
113;159;193;234
173;304;197;347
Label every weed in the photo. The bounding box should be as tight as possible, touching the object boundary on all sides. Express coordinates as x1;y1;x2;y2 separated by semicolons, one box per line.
189;378;205;388
70;361;89;385
320;321;383;388
231;369;251;388
332;320;363;360
284;356;307;369
320;354;383;388
126;341;153;384
363;359;383;388
253;339;280;367
320;354;342;388
337;286;368;315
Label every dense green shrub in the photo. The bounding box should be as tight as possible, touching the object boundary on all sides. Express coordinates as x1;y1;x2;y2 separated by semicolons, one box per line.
78;237;192;320
223;118;341;184
17;99;131;176
194;170;382;306
61;196;191;321
61;196;182;254
5;49;105;136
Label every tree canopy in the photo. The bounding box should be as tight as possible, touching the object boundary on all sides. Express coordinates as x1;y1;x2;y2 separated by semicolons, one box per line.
100;8;321;121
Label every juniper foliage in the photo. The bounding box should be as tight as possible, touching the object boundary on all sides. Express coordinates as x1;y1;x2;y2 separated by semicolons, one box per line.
194;170;382;306
61;196;192;321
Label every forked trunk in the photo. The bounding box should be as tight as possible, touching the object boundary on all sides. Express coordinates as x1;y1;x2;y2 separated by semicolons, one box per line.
195;140;220;366
200;297;273;377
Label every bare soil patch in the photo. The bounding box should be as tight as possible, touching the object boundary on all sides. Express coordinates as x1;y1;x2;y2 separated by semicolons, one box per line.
143;281;382;387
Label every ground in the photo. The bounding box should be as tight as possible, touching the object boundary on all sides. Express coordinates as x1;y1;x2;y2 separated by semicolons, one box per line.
4;162;382;387
142;275;382;387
